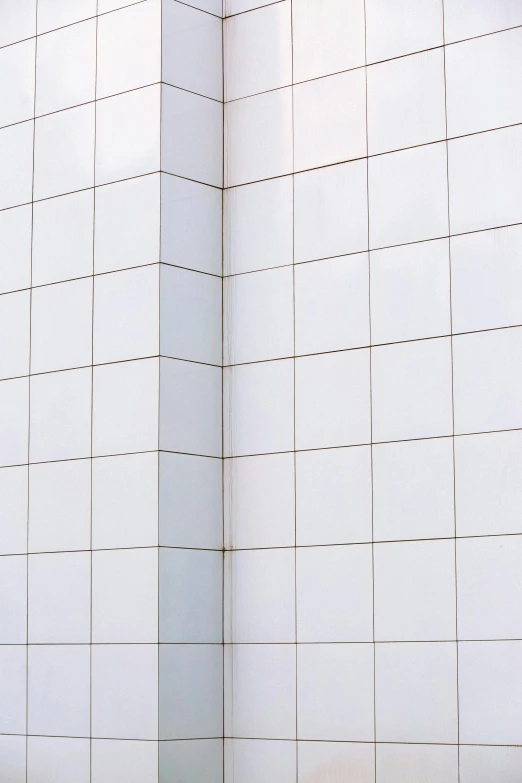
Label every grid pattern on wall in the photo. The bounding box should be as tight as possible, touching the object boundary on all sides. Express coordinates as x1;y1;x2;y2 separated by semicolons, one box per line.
0;1;224;781
222;0;522;782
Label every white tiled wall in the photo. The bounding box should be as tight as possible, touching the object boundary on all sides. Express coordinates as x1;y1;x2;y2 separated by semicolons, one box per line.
223;1;522;781
2;0;522;781
0;1;223;781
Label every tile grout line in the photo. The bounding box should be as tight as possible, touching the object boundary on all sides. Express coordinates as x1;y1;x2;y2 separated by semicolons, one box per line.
289;0;298;777
441;3;461;778
25;0;39;775
220;1;226;778
3;528;522;558
158;0;163;771
362;0;378;776
3;424;522;471
89;4;99;779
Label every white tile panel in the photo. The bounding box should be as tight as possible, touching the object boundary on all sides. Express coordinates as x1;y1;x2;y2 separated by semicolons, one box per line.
292;0;365;82
36;20;96;115
293;69;367;171
28;552;91;643
0;38;35;128
224;1;291;101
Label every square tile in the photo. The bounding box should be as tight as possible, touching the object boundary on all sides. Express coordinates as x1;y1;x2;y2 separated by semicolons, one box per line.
28;644;90;737
292;0;365;82
376;744;458;783
460;745;522;783
375;642;458;743
163;0;223;101
225;0;279;13
225;739;295;783
161;264;222;365
224;359;294;457
299;742;374;783
224;453;295;549
225;739;296;783
295;349;371;450
0;38;35;127
28;552;91;643
448;125;522;235
368;48;445;156
159;452;223;550
27;737;90;783
453;327;522;434
92;548;158;643
92;452;159;549
96;85;160;186
160;357;222;458
0;646;26;734
294;69;366;171
366;0;443;62
160;645;223;741
225;644;296;739
371;338;453;442
374;540;456;641
94;265;159;364
160;548;223;643
0;0;36;48
444;0;522;43
161;173;222;276
0;735;26;783
225;88;292;187
451;224;522;333
161;740;222;783
295;254;370;355
37;0;97;33
30;368;91;462
0;290;30;380
92;740;158;783
373;437;455;542
0;555;27;644
36;19;96;115
0;121;34;210
97;0;161;99
296;446;372;546
457;535;522;640
0;466;28;555
32;190;94;286
92;644;158;740
29;459;91;552
458;640;522;744
99;0;155;10
92;358;159;456
224;266;293;364
369;142;448;249
94;174;160;275
162;84;223;188
297;544;373;642
0;204;32;294
370;239;451;344
294;161;368;263
224;548;295;643
31;278;92;373
224;176;293;275
34;103;95;200
298;644;374;741
224;1;291;101
446;28;522;137
0;378;29;467
455;431;522;537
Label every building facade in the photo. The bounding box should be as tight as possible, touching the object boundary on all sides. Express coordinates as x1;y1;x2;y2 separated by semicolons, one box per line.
1;0;522;781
